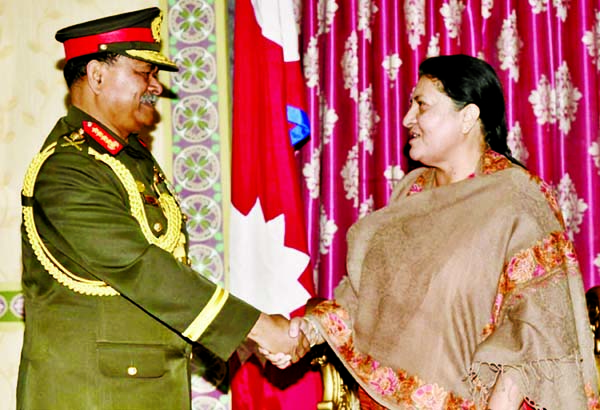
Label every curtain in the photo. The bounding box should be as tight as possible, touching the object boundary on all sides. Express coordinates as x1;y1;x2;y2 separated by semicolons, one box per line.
298;0;600;297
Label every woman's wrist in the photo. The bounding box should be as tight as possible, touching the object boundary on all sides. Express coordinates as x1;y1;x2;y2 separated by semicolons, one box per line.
303;316;324;347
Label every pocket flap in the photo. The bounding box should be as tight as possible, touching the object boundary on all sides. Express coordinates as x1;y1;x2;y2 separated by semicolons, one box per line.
97;342;167;379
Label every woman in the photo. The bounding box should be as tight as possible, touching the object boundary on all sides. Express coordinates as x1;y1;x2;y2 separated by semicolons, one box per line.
266;55;599;409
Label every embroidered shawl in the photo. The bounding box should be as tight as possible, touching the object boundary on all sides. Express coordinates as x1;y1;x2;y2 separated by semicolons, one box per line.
309;151;599;409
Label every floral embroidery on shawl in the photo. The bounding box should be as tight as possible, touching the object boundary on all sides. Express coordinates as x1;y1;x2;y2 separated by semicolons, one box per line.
587;383;600;409
411;383;448;409
479;149;511;174
407;150;510;197
481;229;580;341
536;176;566;228
407;171;429;195
310;300;476;409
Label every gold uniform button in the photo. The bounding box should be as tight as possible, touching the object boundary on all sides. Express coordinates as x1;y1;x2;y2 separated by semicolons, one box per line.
136;180;146;192
153;222;163;233
127;366;138;376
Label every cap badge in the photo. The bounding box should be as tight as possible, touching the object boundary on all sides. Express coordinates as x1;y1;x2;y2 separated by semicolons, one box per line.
151;12;162;43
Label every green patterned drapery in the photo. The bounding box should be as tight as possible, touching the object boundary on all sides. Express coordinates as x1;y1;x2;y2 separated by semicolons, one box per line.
166;0;232;408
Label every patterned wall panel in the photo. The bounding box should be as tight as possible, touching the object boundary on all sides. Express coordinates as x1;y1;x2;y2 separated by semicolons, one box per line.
167;0;231;408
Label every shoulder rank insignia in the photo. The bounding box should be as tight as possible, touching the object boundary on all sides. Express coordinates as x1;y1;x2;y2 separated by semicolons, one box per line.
61;129;85;151
83;121;123;155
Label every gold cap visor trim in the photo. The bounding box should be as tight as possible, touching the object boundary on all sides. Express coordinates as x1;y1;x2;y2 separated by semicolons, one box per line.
125;49;178;71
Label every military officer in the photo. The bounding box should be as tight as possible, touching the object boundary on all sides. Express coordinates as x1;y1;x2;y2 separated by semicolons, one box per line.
17;7;307;410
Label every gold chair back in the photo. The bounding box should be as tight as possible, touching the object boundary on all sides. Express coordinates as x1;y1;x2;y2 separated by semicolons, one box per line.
586;286;600;387
312;345;360;410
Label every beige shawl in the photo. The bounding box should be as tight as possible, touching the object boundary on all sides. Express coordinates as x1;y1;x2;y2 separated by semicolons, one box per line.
309;151;599;409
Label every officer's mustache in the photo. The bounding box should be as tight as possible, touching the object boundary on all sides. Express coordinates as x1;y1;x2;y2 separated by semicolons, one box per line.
140;93;158;106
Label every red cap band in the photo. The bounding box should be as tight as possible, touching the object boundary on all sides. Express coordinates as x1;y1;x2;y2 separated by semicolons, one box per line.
63;27;155;61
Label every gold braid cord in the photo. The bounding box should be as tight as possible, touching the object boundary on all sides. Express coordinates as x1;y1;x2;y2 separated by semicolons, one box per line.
88;147;182;251
21;144;184;296
22;143;118;296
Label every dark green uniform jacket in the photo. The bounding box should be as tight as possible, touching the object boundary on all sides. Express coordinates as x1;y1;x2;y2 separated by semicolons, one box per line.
17;106;260;410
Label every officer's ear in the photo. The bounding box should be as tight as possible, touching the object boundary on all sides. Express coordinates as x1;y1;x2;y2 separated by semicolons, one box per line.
86;60;104;94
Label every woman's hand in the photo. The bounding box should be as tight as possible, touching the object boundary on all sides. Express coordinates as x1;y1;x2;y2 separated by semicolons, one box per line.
290;316;324;347
258;316;324;369
248;313;310;366
487;375;523;410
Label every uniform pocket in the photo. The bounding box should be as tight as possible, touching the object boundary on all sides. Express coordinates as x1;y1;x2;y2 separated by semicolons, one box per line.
97;342;167;379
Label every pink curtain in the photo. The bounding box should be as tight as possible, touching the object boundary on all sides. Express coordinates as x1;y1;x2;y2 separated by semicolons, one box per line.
298;0;600;297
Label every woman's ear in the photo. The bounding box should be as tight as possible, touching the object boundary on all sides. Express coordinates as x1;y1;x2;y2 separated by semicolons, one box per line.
461;103;481;134
86;60;104;94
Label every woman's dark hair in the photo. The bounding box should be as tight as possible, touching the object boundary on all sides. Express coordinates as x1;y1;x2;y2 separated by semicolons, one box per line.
63;52;120;88
418;54;522;166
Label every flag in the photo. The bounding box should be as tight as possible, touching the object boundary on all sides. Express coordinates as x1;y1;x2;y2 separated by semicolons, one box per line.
229;0;322;408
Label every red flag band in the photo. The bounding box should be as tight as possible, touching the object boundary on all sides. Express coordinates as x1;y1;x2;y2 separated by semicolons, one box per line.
229;0;322;408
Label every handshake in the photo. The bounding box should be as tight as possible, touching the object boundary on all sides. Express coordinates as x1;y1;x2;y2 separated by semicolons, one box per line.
247;313;324;369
